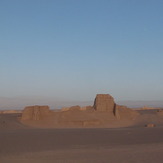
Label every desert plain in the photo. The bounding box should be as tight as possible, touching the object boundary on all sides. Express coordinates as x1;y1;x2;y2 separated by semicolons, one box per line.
0;94;163;163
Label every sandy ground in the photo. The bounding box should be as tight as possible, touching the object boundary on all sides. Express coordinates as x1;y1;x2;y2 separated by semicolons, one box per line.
1;112;163;163
1;126;163;163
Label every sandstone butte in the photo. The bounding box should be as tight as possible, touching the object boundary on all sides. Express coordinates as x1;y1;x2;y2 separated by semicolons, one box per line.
20;94;140;128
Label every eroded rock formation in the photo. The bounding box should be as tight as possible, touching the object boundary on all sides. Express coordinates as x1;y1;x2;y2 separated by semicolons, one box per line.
93;94;115;112
68;105;81;111
145;124;156;128
21;105;50;120
20;94;140;128
114;105;139;120
93;94;138;120
157;109;163;115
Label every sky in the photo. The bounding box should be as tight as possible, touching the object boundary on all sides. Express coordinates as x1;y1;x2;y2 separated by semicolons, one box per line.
0;0;163;103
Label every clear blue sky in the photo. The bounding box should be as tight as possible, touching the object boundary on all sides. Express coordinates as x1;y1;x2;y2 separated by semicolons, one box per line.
0;0;163;101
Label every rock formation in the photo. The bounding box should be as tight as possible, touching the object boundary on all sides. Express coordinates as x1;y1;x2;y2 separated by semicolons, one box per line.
93;94;115;112
145;124;156;128
114;105;139;120
20;94;140;128
21;105;50;120
157;109;163;115
68;105;81;111
93;94;138;120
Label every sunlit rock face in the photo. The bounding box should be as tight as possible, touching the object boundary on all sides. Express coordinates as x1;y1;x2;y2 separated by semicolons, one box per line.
20;94;140;128
21;105;50;120
93;94;115;112
114;105;139;120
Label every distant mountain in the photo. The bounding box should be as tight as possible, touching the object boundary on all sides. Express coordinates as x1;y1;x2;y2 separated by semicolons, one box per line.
0;97;163;110
117;101;163;108
0;97;93;110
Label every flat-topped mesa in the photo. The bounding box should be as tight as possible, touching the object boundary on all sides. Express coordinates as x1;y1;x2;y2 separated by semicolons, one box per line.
21;105;50;120
93;94;115;112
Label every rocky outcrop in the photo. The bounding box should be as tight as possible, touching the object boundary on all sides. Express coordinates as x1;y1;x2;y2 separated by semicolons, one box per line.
114;105;139;120
61;107;70;111
21;105;50;120
20;94;140;128
80;106;93;111
157;109;163;115
145;124;156;127
93;94;139;120
93;94;115;112
68;105;81;111
61;106;93;112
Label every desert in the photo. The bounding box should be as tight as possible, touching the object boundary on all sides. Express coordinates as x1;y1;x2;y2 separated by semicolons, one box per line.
1;0;163;162
0;94;163;163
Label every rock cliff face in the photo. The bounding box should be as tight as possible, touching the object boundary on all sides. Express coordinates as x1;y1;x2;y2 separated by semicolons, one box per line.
93;94;115;112
68;105;81;111
114;105;139;120
20;94;140;128
93;94;139;120
21;105;50;120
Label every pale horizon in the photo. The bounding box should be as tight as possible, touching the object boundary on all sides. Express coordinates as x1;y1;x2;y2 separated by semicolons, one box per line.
0;95;163;110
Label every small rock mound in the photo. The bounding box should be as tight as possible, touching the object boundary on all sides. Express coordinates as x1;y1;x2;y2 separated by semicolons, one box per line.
21;105;50;120
157;109;163;115
68;105;81;111
145;124;156;128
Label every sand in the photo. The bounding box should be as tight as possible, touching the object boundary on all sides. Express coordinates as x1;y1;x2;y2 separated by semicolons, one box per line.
1;94;163;162
1;128;163;163
1;111;163;163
